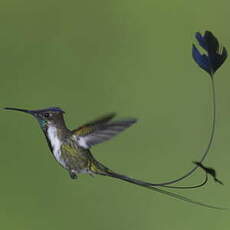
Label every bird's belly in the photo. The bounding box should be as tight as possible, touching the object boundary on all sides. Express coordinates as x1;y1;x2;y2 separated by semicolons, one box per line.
53;148;67;168
52;147;88;173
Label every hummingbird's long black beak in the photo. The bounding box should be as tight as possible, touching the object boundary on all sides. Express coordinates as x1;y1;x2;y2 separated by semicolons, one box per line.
4;107;34;115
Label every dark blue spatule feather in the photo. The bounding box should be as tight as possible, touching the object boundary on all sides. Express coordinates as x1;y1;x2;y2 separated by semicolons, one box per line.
192;31;227;76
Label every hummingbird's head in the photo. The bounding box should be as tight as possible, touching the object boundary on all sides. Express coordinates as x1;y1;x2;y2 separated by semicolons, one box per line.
4;107;65;129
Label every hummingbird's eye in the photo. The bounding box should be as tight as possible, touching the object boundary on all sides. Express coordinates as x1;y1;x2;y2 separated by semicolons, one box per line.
44;113;50;118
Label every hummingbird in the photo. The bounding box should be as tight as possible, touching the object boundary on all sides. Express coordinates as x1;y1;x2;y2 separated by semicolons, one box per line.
4;107;225;210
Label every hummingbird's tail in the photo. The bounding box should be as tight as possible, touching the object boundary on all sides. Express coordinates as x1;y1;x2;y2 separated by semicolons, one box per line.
90;160;225;210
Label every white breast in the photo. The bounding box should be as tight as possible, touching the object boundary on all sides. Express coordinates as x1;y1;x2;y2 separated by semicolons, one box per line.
47;126;65;167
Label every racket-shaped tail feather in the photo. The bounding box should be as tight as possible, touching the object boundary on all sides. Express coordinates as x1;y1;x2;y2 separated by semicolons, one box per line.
90;160;226;210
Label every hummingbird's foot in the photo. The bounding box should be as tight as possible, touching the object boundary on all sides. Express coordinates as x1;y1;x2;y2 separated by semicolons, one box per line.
69;171;78;180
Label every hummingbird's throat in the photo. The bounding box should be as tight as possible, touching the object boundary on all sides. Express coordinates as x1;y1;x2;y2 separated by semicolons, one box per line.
38;119;47;128
47;126;66;167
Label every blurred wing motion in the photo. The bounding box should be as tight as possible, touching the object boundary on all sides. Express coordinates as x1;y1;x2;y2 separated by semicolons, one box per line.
192;31;227;76
72;113;137;149
193;161;223;185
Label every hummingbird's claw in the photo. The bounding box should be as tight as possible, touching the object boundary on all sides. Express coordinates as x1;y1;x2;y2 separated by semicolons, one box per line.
69;171;78;180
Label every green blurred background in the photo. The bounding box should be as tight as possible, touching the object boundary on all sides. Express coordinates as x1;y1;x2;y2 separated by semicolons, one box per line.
0;0;229;229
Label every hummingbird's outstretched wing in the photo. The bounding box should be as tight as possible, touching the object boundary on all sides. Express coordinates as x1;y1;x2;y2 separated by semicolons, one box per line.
72;113;137;149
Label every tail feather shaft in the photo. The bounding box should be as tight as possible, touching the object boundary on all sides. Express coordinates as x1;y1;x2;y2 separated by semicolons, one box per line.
91;161;225;210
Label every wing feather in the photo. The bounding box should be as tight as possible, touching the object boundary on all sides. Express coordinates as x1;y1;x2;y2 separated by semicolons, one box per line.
72;114;137;149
